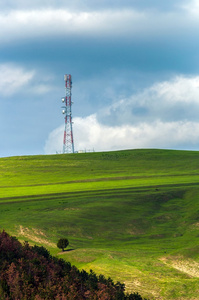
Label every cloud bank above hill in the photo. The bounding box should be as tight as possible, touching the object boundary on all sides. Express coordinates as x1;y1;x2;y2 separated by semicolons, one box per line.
44;75;199;153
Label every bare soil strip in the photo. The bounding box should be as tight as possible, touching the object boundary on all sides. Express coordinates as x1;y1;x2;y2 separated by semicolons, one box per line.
160;256;199;278
18;225;56;248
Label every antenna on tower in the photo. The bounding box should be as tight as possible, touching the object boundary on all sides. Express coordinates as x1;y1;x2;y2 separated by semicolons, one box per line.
61;74;74;154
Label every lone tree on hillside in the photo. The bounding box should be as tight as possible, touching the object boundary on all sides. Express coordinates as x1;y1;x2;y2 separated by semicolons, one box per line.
57;238;69;251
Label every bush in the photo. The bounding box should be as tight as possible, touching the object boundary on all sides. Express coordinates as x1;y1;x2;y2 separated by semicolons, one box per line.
57;238;69;251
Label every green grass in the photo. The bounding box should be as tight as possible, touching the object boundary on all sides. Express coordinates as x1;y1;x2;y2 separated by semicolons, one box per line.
0;149;199;299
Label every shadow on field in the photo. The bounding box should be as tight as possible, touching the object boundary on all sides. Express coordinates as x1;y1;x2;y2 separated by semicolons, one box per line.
65;248;75;252
59;249;75;254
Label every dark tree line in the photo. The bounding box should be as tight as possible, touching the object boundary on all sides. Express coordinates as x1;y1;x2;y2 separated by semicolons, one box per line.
0;231;147;300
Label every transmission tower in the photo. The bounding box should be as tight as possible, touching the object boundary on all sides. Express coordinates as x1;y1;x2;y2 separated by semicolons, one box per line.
61;74;74;154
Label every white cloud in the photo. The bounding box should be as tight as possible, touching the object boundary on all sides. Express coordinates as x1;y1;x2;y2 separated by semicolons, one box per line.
44;125;63;154
0;6;197;43
0;9;145;42
149;75;199;104
44;114;199;154
100;75;199;125
0;64;34;96
44;75;199;154
0;64;55;97
182;0;199;15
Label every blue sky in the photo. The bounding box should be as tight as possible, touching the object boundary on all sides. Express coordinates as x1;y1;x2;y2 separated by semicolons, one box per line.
1;0;199;156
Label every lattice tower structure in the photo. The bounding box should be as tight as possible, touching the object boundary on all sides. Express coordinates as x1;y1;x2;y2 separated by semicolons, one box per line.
61;74;74;153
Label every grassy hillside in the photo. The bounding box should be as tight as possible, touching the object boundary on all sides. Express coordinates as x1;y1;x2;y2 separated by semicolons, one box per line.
0;149;199;299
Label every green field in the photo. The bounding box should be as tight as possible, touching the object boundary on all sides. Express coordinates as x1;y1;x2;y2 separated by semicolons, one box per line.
0;149;199;299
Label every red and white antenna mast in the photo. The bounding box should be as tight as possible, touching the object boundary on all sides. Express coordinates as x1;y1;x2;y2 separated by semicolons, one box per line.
61;74;74;154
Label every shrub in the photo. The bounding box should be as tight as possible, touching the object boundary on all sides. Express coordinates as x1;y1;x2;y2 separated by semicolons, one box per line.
57;238;69;251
